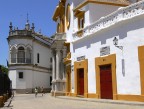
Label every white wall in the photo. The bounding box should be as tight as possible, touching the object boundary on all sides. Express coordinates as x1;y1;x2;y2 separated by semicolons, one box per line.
9;70;17;89
9;38;52;68
9;65;52;90
33;42;52;68
33;70;51;88
66;1;74;42
9;38;33;64
71;0;85;7
9;38;32;47
71;12;144;95
89;4;120;24
71;3;121;35
8;36;52;91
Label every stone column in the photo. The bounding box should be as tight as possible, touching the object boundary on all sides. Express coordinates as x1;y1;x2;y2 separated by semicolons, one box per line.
56;49;60;80
25;50;26;63
52;51;56;92
52;54;56;81
16;51;18;63
10;51;11;64
62;49;67;80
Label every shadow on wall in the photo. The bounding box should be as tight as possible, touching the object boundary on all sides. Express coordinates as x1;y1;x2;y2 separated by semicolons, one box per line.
73;14;144;52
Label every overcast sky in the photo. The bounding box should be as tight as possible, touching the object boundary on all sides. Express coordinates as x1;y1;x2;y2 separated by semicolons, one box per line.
0;0;59;66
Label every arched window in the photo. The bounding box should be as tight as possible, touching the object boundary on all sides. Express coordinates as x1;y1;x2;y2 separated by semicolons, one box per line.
26;47;31;63
11;47;16;63
18;46;25;63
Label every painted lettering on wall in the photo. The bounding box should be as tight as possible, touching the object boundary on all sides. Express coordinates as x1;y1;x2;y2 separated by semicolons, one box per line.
77;56;85;61
100;46;110;56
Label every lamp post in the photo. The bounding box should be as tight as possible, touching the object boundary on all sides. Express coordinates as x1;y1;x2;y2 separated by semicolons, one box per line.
113;37;123;50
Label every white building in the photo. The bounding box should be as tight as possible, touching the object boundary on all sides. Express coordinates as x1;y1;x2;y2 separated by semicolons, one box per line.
52;0;144;102
7;22;52;93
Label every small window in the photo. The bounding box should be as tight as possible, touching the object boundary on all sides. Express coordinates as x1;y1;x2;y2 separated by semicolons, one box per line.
19;72;23;79
79;18;84;29
74;10;85;30
37;53;39;63
50;76;52;86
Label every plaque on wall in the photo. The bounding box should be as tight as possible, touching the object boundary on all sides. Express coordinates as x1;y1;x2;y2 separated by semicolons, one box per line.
100;46;110;56
77;56;85;61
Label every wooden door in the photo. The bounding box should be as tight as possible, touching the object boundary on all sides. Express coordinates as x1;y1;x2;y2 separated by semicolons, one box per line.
100;65;113;99
77;69;84;95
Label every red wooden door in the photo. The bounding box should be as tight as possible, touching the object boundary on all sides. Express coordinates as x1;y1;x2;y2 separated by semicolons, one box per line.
78;69;84;95
100;65;113;99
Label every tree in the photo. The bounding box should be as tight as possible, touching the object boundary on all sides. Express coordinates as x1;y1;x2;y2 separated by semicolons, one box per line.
0;65;8;75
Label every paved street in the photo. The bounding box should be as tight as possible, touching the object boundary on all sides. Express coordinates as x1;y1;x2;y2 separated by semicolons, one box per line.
1;94;144;109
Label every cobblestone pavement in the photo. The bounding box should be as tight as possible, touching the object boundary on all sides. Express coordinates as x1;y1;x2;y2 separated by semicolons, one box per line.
1;94;144;109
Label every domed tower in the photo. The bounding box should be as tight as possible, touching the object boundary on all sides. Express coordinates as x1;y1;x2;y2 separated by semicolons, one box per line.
7;22;53;94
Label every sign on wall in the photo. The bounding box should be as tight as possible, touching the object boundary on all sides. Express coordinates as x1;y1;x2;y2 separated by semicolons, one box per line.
77;56;85;61
100;46;110;56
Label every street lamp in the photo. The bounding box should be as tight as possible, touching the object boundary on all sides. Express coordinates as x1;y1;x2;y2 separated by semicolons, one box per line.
113;37;125;76
113;37;123;50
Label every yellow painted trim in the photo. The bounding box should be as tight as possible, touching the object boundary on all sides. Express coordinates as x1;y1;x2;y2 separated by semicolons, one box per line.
95;54;117;100
53;6;60;21
53;0;66;21
74;59;88;98
64;42;70;46
74;10;85;18
70;93;77;97
76;29;83;37
64;42;71;64
57;23;60;33
59;16;65;33
74;10;85;30
66;4;71;30
117;94;144;102
74;0;130;12
138;45;144;95
66;65;71;96
64;60;71;64
64;52;71;64
88;93;99;98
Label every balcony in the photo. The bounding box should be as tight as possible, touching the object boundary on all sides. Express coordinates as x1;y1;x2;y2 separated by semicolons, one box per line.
9;30;32;36
63;52;71;64
54;33;66;40
73;0;144;41
11;58;32;64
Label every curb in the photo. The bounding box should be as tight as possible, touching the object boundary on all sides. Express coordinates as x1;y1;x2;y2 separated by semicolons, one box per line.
56;96;144;106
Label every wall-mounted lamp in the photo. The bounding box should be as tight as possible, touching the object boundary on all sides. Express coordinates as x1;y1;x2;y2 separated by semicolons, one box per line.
113;37;125;76
113;37;123;50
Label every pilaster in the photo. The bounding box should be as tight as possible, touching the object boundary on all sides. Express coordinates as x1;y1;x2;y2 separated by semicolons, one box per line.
56;49;61;80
